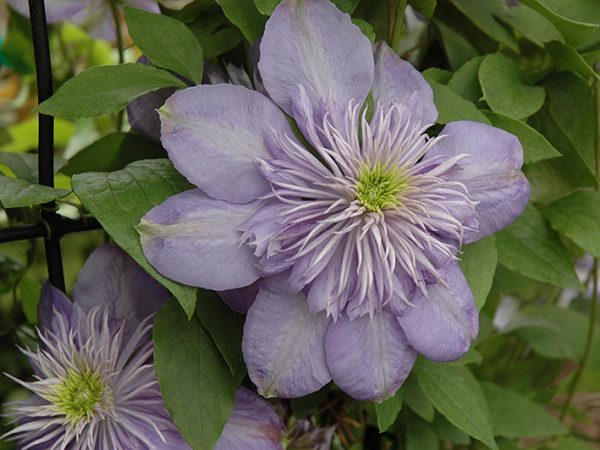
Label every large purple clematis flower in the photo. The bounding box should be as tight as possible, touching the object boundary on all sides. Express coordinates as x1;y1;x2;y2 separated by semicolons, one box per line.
1;245;291;449
139;0;530;402
7;0;158;40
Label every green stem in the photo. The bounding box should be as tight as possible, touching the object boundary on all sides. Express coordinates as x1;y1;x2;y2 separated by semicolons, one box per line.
559;73;600;423
390;0;408;53
109;0;125;130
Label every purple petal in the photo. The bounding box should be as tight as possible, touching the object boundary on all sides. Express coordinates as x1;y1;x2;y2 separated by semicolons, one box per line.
373;42;437;125
7;0;87;22
243;276;331;398
214;387;285;450
38;282;75;333
397;261;478;362
128;87;176;143
259;0;373;120
73;244;169;336
427;120;530;243
160;84;292;204
218;281;259;314
324;313;417;402
139;189;261;290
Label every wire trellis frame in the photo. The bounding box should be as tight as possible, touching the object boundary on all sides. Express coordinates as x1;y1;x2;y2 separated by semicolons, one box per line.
0;0;101;292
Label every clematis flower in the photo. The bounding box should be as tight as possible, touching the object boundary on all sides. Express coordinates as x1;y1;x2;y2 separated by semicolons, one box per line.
7;0;159;41
1;245;300;450
139;0;530;402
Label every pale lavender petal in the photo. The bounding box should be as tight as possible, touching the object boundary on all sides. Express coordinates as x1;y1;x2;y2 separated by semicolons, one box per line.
218;281;259;314
38;282;75;333
7;0;88;22
73;244;169;336
214;387;285;450
139;189;260;290
397;261;478;362
259;0;373;120
160;84;293;204
324;313;417;402
243;276;331;398
427;120;530;243
373;41;437;125
128;86;175;143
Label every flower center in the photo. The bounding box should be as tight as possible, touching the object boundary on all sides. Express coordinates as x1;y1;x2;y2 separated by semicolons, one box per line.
53;368;105;421
355;164;405;212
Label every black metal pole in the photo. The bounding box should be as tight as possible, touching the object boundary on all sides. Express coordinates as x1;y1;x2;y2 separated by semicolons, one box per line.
28;0;65;292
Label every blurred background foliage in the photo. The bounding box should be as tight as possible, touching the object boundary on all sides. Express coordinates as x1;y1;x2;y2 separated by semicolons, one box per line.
1;0;600;449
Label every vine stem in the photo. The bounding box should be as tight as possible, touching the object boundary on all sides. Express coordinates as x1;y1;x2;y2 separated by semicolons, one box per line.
109;0;125;130
559;73;600;422
389;0;408;54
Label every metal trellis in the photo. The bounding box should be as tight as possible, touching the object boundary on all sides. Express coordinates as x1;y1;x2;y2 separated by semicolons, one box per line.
0;0;101;291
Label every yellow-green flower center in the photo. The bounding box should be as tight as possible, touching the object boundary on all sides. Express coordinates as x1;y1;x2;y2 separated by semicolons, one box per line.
53;369;105;421
356;164;405;212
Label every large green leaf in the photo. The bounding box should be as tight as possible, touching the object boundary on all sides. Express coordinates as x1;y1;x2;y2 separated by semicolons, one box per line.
460;235;497;310
154;300;236;450
432;414;470;445
71;159;197;317
404;374;435;422
433;19;479;70
519;0;599;47
195;290;246;381
447;56;484;102
481;382;567;438
448;0;518;51
38;64;186;119
406;415;438;450
375;388;404;432
124;6;204;84
423;76;490;124
479;53;545;119
544;72;596;172
543;191;600;257
0;152;39;183
0;174;68;208
61;132;165;176
546;41;600;80
495;204;582;290
254;0;279;15
214;0;266;42
494;4;563;47
482;111;561;164
416;361;497;449
188;14;244;59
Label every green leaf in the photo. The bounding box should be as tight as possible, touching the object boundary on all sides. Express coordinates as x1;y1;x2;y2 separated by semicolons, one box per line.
254;0;279;14
494;4;564;47
154;299;236;450
519;0;599;47
479;53;546;119
352;18;376;43
410;0;437;18
375;388;404;432
0;116;74;152
447;56;484;102
71;159;198;317
38;64;186;119
544;191;600;258
448;0;518;51
423;67;453;84
124;6;204;84
423;77;490;124
0;174;67;208
0;152;39;183
554;436;595;450
406;415;439;450
188;14;244;59
544;72;596;172
482;111;561;164
214;0;266;42
433;19;479;70
480;382;567;438
546;41;600;80
416;361;497;449
460;235;497;311
19;278;41;325
61;132;165;176
495;204;582;290
404;374;435;422
195;290;246;381
432;414;470;445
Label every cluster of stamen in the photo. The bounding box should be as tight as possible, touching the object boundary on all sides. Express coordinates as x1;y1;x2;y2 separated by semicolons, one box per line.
355;163;406;212
50;368;107;422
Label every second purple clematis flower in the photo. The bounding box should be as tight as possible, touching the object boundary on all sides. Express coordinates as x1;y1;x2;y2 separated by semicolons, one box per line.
139;0;530;402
